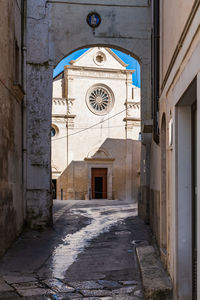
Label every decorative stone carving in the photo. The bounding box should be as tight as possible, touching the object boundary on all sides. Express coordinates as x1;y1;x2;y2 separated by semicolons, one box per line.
53;98;67;106
86;84;114;115
67;98;75;115
127;101;140;117
52;116;67;124
93;51;106;66
66;115;76;129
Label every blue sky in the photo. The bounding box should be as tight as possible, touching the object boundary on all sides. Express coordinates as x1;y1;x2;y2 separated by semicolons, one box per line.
53;48;141;88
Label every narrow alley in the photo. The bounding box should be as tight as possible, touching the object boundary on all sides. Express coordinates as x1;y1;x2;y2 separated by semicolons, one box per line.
0;200;151;300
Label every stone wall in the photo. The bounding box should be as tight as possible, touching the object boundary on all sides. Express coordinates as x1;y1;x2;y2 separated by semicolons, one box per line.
0;0;24;255
26;0;54;227
57;139;141;201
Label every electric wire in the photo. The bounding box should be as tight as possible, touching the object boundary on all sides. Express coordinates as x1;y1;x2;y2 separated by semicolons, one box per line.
52;108;126;141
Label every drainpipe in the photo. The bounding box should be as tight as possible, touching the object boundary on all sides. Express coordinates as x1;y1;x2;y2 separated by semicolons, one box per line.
152;0;160;143
125;73;128;139
21;0;27;220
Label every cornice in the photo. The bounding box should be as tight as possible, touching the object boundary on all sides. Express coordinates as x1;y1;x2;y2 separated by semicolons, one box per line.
64;65;134;74
84;158;115;163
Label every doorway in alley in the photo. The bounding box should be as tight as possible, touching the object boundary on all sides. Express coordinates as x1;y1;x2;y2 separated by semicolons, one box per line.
92;168;107;199
176;78;197;297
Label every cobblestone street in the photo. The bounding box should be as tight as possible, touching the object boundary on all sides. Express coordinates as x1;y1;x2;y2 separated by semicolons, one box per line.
0;200;152;300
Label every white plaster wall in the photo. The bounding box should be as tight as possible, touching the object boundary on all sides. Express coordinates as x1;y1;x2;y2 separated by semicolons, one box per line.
52;47;141;201
53;76;63;98
52;49;140;174
57;139;140;201
151;5;200;299
160;0;195;81
71;48;126;70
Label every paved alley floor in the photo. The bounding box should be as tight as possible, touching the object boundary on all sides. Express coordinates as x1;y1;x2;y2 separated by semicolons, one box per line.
0;200;152;300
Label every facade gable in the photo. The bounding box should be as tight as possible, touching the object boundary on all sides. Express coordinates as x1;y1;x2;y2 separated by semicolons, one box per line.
70;47;127;70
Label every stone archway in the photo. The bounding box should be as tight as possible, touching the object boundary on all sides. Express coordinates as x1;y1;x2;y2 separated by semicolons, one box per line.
25;0;151;226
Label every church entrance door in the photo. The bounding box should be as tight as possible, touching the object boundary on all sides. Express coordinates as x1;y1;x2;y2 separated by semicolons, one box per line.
92;168;107;199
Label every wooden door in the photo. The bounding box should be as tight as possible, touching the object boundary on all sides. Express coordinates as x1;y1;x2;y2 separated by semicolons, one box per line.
92;168;107;199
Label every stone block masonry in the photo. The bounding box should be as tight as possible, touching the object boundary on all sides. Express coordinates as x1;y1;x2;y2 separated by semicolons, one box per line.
136;246;173;299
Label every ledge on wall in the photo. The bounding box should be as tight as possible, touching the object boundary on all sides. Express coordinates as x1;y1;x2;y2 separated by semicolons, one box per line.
136;246;173;300
84;158;115;163
142;119;153;133
141;133;152;145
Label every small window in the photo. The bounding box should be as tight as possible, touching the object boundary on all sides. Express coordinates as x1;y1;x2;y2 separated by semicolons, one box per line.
51;127;56;137
86;84;114;116
132;87;134;100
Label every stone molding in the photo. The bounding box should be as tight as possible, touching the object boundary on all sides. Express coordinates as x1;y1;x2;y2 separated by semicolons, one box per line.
53;98;67;105
85;158;115;162
65;65;134;75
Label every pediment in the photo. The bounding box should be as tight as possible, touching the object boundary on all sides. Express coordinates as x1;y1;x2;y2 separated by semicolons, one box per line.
70;47;127;70
85;147;114;162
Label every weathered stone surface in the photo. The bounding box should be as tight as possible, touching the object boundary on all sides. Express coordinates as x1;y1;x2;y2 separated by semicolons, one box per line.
0;278;14;292
51;292;83;299
3;275;37;284
27;0;49;64
0;291;20;299
0;201;150;299
81;297;112;300
0;0;24;259
80;289;113;297
17;288;52;297
136;246;173;299
120;280;140;285
113;286;137;294
134;289;143;297
43;279;75;293
98;280;122;289
69;281;102;290
26;62;53;228
114;295;140;300
12;281;41;290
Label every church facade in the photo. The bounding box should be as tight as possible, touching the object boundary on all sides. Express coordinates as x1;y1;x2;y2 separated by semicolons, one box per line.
51;47;141;201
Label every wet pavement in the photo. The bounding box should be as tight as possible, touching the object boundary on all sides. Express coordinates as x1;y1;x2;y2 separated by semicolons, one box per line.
0;200;152;300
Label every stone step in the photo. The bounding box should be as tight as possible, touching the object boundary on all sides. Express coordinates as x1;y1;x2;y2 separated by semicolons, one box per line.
136;246;173;300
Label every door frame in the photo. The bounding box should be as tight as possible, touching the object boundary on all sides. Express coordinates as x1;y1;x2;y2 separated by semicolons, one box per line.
92;168;107;199
191;101;197;299
86;161;113;200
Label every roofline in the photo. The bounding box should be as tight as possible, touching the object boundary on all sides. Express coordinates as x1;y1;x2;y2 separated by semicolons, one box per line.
53;71;64;80
69;48;93;65
105;48;128;67
64;65;135;74
69;47;128;67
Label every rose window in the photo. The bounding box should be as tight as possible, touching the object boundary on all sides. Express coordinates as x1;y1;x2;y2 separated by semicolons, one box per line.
86;85;114;115
93;51;106;66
